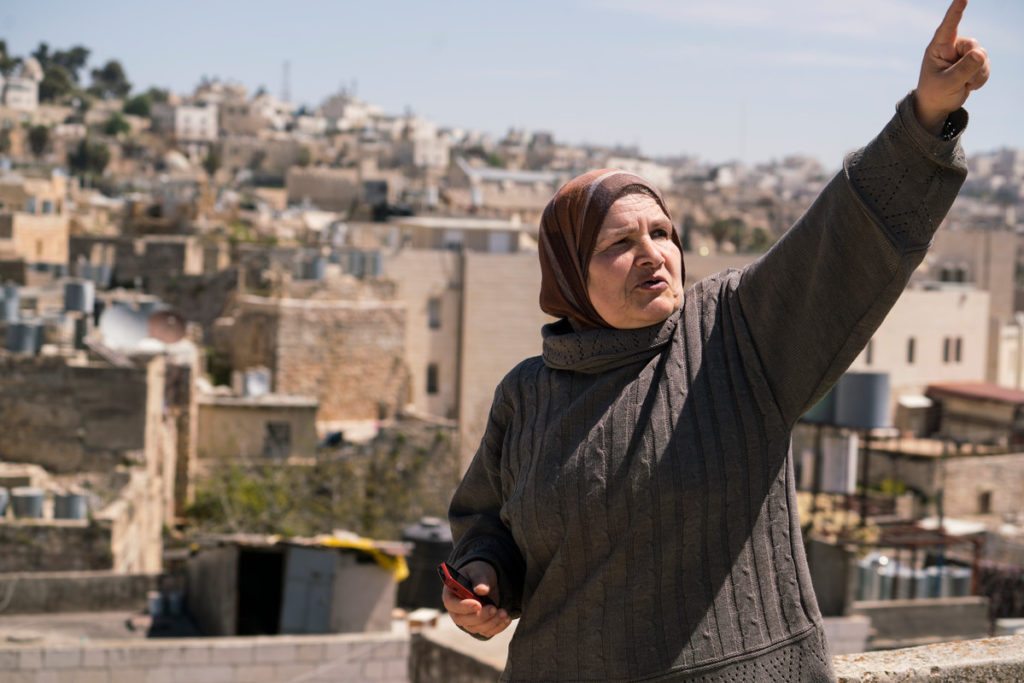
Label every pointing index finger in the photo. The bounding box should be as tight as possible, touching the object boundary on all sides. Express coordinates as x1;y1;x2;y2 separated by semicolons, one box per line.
933;0;967;45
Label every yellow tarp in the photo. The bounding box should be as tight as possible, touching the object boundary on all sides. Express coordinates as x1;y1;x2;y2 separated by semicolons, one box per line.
314;534;410;582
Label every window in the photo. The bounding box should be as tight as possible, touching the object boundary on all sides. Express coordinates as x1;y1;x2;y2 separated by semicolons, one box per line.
25;197;36;214
427;297;442;330
426;363;439;395
41;200;54;215
943;337;951;363
907;337;916;364
262;422;292;459
955;337;963;363
978;491;992;514
865;339;874;366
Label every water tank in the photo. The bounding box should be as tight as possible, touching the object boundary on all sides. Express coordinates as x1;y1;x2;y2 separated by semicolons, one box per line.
834;372;892;430
242;367;271;397
303;256;326;281
1;284;18;323
363;251;383;278
0;487;8;517
398;516;454;610
11;487;44;519
73;315;90;350
54;492;88;520
6;321;43;355
64;279;96;314
802;386;838;424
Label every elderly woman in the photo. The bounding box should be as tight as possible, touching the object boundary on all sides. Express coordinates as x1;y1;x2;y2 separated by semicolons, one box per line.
443;1;990;680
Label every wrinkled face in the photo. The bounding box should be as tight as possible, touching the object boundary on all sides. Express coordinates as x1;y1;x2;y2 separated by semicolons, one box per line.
587;192;683;329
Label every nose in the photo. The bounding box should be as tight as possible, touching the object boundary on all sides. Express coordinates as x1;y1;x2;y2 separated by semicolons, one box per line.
635;234;665;268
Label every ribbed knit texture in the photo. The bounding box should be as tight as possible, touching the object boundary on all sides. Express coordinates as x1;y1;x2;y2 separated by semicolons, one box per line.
448;93;968;682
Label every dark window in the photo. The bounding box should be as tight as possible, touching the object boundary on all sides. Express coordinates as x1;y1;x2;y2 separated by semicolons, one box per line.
943;337;951;363
427;297;441;330
955;337;963;363
865;339;874;366
907;337;916;364
978;491;992;514
262;422;291;459
426;363;439;395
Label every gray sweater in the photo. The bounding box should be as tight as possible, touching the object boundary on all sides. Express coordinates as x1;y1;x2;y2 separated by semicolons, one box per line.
448;94;968;682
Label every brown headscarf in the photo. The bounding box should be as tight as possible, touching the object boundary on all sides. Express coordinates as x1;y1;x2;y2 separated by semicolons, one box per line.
538;169;684;329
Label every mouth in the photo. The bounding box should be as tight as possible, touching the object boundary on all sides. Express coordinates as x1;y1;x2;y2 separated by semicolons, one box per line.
637;276;668;291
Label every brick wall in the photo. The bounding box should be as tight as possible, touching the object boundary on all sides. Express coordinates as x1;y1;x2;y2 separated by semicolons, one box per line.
0;632;410;683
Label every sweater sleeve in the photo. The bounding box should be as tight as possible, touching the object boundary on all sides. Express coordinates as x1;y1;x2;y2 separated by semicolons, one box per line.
734;92;968;428
447;378;527;622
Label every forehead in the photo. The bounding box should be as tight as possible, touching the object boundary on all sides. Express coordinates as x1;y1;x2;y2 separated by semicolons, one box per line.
599;193;669;231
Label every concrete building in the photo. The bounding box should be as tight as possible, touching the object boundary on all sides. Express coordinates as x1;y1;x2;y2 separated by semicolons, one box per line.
445;158;561;221
286;166;362;212
847;285;990;406
0;172;70;265
392;216;525;254
152;102;218;159
197;392;319;461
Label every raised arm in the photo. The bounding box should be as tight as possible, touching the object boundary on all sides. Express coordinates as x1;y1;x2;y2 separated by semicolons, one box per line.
734;0;988;428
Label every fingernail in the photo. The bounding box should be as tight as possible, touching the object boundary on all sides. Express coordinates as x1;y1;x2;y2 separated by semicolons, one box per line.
488;606;497;617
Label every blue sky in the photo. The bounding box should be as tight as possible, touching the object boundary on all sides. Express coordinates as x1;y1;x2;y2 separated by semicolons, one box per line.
2;0;1021;166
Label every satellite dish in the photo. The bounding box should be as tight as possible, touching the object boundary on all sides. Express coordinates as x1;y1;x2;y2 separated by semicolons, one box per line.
148;310;187;344
98;303;150;350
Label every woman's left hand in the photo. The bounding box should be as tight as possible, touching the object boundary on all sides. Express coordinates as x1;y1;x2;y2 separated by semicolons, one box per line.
914;0;991;135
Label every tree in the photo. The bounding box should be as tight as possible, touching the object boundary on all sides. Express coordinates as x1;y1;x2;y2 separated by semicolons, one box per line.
0;41;21;106
28;125;50;157
103;113;130;136
202;148;221;177
296;145;312;167
67;137;110;180
38;64;75;102
51;46;90;83
88;59;131;99
145;87;169;104
123;93;151;117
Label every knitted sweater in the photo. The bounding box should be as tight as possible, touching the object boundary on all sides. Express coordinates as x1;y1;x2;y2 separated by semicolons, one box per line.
448;94;968;682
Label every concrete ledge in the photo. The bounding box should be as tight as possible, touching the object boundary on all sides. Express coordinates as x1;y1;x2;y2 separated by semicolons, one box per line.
0;571;158;614
834;634;1024;682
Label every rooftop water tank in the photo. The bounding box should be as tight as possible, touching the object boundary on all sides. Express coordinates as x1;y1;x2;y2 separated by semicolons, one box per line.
0;487;8;517
11;487;44;519
64;279;96;314
54;491;88;520
6;320;43;355
1;284;18;323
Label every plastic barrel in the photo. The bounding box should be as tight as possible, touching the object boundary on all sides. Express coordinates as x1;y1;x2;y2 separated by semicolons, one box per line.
0;487;8;517
6;321;42;354
398;516;454;610
64;279;96;314
54;492;88;520
11;487;44;519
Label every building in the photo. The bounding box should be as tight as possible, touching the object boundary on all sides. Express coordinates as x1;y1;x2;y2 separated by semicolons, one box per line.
0;57;43;112
197;392;319;461
285;166;362;212
392;216;525;253
445;158;562;221
152;102;219;159
0;171;71;265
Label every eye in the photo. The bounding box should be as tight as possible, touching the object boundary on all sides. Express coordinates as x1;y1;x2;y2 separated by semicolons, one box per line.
651;227;670;239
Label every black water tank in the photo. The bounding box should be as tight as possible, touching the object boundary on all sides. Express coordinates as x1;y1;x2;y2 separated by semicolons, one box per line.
398;516;453;610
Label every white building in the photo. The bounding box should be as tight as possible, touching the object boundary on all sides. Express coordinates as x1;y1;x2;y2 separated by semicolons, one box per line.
0;58;43;112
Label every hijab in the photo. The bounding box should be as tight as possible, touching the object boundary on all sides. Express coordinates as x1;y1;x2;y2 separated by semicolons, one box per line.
538;169;684;329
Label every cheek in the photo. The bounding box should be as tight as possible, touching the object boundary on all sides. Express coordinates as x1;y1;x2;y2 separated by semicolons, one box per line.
587;255;632;302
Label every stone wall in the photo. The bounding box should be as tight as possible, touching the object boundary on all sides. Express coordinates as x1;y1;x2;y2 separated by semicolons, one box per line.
0;632;410;683
196;397;319;461
0;356;159;474
0;571;158;614
227;295;408;423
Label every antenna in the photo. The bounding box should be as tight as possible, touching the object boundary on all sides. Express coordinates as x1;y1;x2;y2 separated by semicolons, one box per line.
282;60;291;103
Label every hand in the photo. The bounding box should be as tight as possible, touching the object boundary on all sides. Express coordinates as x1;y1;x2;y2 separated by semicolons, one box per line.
914;0;991;135
441;560;513;639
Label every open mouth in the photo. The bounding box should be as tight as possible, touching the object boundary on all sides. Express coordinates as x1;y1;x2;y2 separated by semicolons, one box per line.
638;276;667;290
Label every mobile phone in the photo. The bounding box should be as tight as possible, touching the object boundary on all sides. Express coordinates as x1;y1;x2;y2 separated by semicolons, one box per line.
437;561;496;607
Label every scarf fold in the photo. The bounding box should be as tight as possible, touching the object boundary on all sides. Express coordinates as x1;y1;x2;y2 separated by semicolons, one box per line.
541;307;680;374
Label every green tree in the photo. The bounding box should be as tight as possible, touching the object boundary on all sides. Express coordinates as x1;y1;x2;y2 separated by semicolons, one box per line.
145;86;169;104
67;137;110;180
103;112;130;136
0;41;22;105
51;46;90;83
202;148;221;176
123;93;151;117
38;64;75;102
296;145;312;167
27;125;50;157
88;59;131;99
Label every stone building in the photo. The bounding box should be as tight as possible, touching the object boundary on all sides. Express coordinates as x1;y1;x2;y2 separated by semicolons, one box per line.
0;171;70;265
0;353;176;573
216;294;408;424
197;392;319;462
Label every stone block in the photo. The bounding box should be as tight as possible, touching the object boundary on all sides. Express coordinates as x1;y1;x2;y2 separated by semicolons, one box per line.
232;664;276;683
43;648;82;669
109;668;150;683
253;643;296;664
80;648;108;668
295;642;324;662
364;660;387;680
172;665;232;683
272;663;316;679
18;649;43;669
71;670;110;683
0;650;20;668
207;644;251;665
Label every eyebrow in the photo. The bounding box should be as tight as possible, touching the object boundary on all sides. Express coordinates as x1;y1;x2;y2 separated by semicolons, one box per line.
600;220;672;241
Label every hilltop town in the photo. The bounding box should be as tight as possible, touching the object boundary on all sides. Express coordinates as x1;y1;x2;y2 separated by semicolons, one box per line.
0;40;1023;682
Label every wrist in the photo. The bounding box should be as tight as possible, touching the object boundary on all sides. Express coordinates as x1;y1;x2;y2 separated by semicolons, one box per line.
912;90;949;137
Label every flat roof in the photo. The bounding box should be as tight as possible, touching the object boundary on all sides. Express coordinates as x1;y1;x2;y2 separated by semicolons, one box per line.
198;393;318;408
927;381;1024;405
393;216;523;232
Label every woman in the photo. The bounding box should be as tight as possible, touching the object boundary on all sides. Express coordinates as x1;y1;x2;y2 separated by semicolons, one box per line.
443;1;990;680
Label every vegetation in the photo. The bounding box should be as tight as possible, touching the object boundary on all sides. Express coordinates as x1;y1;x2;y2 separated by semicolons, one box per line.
185;422;460;540
67;137;110;180
89;59;131;99
103;112;131;137
27;125;50;157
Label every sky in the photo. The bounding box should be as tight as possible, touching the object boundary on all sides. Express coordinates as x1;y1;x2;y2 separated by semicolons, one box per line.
2;0;1022;167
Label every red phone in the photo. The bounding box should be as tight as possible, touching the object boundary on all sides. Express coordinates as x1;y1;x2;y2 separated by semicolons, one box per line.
438;561;496;607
